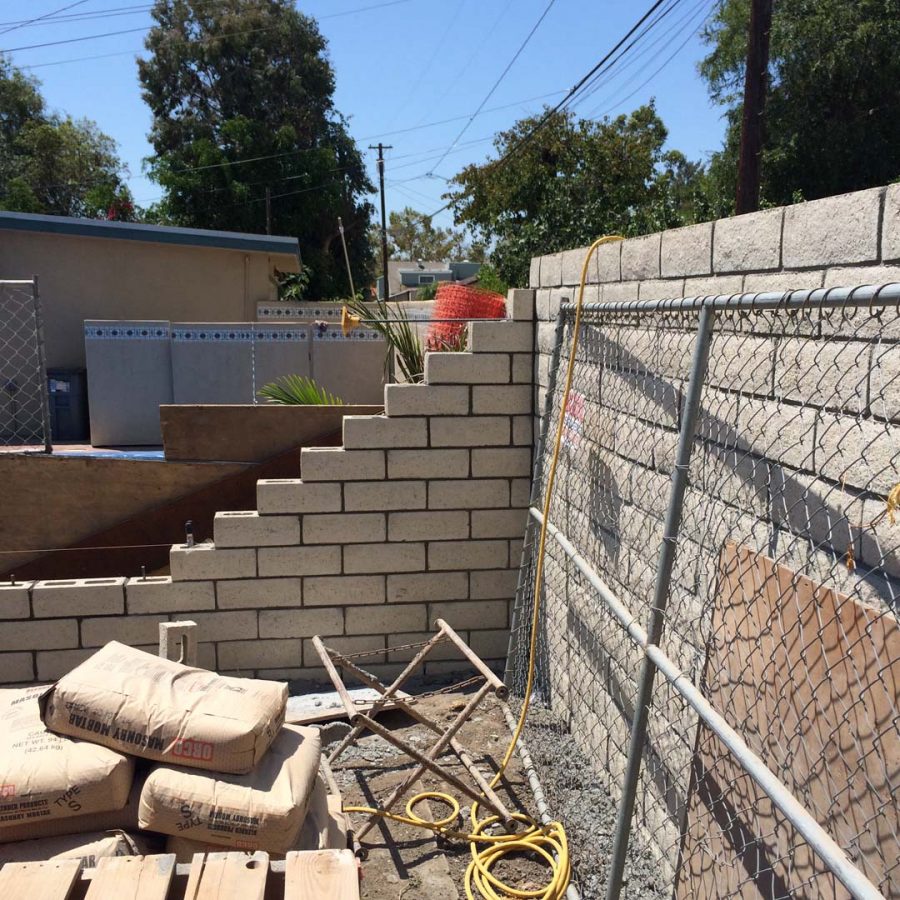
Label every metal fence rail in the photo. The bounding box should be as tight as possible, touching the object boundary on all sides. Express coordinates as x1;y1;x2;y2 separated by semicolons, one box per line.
0;278;51;451
508;285;899;898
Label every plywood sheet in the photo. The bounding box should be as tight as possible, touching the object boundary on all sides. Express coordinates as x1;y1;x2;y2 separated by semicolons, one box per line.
84;854;175;900
0;858;80;899
284;849;358;900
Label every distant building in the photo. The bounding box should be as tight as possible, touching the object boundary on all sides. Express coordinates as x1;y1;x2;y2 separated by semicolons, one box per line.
377;259;481;299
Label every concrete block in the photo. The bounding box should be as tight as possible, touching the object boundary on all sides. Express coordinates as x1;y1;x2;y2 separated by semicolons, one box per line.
304;512;386;544
534;289;557;322
170;543;256;581
774;338;871;414
218;639;301;671
783;187;882;268
259;608;343;639
36;648;93;681
560;247;591;286
80;614;167;648
660;222;712;277
469;321;534;353
682;274;743;297
428;478;509;510
510;478;532;507
539;252;562;287
471;509;528;539
471;448;532;477
303;635;385;665
637;278;685;301
304;575;385;606
345;480;426;511
596;240;622;283
388;448;469;479
472;385;532;414
342;415;428;449
601;281;641;303
0;618;78;651
511;353;533;383
601;370;680;428
870;342;899;422
344;542;426;574
32;577;125;618
508;288;535;321
430;416;510;447
159;621;198;666
0;652;34;684
467;629;511;660
470;569;519;600
345;603;427;635
815;412;897;495
428;540;509;570
386;632;459;662
512;416;532;446
257;545;341;577
706;333;775;396
713;207;783;272
217;577;302;608
882;182;900;261
256;480;342;515
384;384;469;417
621;233;660;280
733;396;816;471
389;511;469;541
742;270;824;293
300;448;385;481
126;577;215;614
529;256;541;288
860;498;900;579
387;571;469;603
425;353;510;385
214;511;300;548
0;581;31;619
176;610;259;642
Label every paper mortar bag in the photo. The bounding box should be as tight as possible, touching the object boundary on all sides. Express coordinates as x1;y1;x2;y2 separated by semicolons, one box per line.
139;725;321;854
41;642;287;774
0;687;134;834
0;830;156;867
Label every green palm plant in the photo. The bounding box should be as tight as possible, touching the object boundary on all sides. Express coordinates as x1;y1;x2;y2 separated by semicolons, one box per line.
257;375;343;405
344;294;425;383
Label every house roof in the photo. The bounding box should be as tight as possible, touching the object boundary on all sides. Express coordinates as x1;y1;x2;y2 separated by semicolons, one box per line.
0;211;301;258
385;259;450;295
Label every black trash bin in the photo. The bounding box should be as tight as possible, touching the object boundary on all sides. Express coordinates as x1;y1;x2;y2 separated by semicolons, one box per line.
47;367;89;442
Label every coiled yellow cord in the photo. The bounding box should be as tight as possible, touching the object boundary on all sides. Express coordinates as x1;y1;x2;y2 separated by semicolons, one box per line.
345;237;624;899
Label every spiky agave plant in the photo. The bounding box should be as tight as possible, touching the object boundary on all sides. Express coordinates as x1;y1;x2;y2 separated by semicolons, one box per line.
257;375;344;405
344;294;424;383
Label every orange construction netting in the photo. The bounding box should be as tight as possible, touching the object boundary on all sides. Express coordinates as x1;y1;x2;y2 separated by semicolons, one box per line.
426;283;506;350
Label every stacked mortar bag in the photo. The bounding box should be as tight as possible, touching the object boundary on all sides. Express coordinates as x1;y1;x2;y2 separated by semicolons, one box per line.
0;641;341;868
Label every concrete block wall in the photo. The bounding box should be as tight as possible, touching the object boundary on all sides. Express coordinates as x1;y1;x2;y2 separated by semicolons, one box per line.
0;293;534;686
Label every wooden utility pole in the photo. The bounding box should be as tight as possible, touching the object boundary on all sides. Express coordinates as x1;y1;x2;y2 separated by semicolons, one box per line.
735;0;774;214
369;142;393;299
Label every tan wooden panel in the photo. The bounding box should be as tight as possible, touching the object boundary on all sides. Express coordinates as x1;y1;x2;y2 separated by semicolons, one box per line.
0;859;81;900
676;543;899;899
194;851;268;900
182;853;206;900
284;850;359;900
84;854;176;900
325;797;349;850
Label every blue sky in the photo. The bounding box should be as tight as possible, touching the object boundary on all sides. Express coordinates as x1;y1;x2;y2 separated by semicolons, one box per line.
2;0;727;230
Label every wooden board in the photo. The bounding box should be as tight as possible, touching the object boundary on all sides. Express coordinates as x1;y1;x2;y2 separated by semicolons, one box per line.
0;859;81;899
676;543;899;899
284;850;358;900
194;851;268;900
84;854;176;900
325;797;349;850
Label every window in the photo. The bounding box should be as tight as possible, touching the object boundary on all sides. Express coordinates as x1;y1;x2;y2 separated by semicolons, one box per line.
418;274;435;284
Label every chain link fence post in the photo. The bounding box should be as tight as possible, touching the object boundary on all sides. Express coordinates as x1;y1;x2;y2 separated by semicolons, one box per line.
32;275;52;454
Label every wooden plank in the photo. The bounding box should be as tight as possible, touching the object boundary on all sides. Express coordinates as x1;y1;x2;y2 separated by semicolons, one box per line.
0;859;81;900
325;796;349;850
84;854;176;900
181;852;205;900
284;850;359;900
194;851;268;900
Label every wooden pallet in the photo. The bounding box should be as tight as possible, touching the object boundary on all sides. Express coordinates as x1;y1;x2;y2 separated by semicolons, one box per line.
0;849;359;900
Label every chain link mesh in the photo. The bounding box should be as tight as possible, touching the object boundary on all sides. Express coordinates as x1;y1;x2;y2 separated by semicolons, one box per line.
0;281;49;449
508;292;899;898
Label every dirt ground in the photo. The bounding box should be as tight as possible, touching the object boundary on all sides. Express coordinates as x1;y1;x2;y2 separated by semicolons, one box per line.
322;688;549;900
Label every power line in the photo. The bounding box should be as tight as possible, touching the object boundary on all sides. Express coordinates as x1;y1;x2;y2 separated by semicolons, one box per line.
0;3;152;29
0;0;90;38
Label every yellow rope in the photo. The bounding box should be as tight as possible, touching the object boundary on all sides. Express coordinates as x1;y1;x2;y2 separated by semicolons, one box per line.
346;237;624;900
887;484;900;525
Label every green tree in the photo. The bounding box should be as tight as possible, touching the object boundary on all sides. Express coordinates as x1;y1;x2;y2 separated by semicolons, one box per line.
699;0;900;209
0;56;133;219
446;104;702;286
138;0;374;298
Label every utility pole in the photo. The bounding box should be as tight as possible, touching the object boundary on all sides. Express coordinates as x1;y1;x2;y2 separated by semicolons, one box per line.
735;0;774;214
369;142;393;300
265;187;272;235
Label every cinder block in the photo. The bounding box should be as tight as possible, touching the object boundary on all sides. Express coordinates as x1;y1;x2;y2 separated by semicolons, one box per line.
683;274;743;297
81;614;166;648
471;448;532;477
344;542;426;574
304;575;385;606
32;577;125;618
783;187;882;268
742;270;823;292
300;448;385;481
260;608;343;639
471;509;528;539
511;354;533;384
815;413;897;495
428;479;509;510
602;281;641;303
510;478;531;507
384;384;470;417
387;571;469;603
389;511;469;541
170;543;256;581
774;338;871;414
539;252;562;287
706;333;775;396
388;448;469;479
0;581;31;619
560;247;589;285
860;498;900;578
597;240;622;283
304;512;386;544
126;577;215;614
0;618;78;652
257;480;342;515
0;651;33;684
508;289;535;321
214;511;300;548
343;415;428;449
714;208;783;272
733;397;816;471
217;577;302;609
467;629;511;660
529;256;541;288
472;385;532;415
303;635;385;665
36;648;93;681
425;353;510;385
345;603;427;635
428;540;509;571
637;278;684;301
661;222;712;277
534;289;559;322
621;233;661;280
469;321;534;353
512;416;532;446
258;545;341;577
870;342;899;422
345;480;426;511
218;639;301;671
470;569;519;600
257;667;322;683
386;632;459;662
430;416;510;447
182;610;259;641
430;600;508;630
882;183;900;261
159;621;197;666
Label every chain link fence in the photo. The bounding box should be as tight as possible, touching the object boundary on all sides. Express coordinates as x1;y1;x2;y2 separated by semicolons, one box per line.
0;279;51;451
508;285;899;898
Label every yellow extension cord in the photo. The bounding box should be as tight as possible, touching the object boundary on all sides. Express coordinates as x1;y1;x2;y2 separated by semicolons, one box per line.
345;236;625;900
